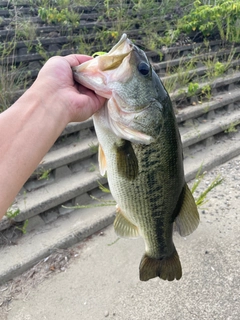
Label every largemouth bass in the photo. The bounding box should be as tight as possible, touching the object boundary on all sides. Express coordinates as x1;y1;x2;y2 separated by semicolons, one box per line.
73;34;199;281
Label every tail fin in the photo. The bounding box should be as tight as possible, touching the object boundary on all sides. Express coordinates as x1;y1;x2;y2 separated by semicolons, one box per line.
139;249;182;281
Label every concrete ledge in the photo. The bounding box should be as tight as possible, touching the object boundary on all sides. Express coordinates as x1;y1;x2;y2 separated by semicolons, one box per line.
0;203;115;285
14;169;106;222
181;109;240;148
176;88;240;124
170;72;240;102
36;136;98;172
184;129;240;181
154;47;240;70
1;134;240;286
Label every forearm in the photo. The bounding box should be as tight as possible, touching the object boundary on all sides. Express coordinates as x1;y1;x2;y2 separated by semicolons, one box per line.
0;85;69;218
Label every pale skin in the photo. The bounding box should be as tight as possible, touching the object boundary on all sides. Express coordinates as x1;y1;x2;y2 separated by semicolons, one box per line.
0;54;105;220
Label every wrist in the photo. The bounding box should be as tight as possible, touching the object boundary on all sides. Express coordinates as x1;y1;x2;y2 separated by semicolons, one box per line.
26;79;71;126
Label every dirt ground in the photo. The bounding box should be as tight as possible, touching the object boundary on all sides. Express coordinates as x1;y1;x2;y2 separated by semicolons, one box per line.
0;155;240;320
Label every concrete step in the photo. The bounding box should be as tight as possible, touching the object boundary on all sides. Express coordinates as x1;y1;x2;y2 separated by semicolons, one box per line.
1;129;240;285
35;136;98;174
181;107;240;149
170;71;240;104
1;80;239;233
184;128;240;181
1;105;239;231
14;168;107;222
0;199;115;285
160;59;240;91
176;88;240;124
153;46;240;75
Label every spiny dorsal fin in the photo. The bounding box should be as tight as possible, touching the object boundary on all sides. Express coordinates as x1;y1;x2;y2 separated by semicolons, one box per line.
175;183;200;237
114;205;140;238
115;140;138;180
139;248;182;281
98;144;107;176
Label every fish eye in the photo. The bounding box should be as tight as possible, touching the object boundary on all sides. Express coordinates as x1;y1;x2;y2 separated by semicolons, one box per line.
137;62;150;76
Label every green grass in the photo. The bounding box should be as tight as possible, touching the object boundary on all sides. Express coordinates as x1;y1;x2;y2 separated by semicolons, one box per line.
0;0;239;114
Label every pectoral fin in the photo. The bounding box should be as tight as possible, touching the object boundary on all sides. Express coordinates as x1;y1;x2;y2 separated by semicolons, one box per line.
114;205;140;238
174;183;200;237
115;140;138;180
98;144;107;176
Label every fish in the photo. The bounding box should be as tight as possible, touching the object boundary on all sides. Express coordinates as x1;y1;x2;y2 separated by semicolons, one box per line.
73;34;200;281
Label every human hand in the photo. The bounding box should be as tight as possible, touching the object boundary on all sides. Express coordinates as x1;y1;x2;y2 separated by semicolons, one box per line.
32;54;106;122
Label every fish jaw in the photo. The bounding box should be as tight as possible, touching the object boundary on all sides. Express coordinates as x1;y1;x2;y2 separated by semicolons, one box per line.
107;94;155;144
72;33;133;99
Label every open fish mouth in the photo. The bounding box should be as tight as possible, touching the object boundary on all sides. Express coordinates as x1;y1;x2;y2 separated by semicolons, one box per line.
72;33;133;98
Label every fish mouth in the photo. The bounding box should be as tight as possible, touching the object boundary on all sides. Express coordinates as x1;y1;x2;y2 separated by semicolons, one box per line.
107;33;132;57
72;34;133;98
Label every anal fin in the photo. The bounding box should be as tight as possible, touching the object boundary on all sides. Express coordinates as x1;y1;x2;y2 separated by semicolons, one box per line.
114;205;139;238
139;248;182;281
175;183;200;237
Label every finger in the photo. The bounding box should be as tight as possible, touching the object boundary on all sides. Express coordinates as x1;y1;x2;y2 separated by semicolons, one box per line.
63;54;93;67
77;84;94;95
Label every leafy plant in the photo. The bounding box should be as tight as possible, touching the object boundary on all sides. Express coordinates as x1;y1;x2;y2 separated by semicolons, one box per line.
201;84;212;100
16;220;29;234
37;168;51;180
178;0;240;43
224;122;238;134
5;207;20;219
38;6;80;28
187;82;199;96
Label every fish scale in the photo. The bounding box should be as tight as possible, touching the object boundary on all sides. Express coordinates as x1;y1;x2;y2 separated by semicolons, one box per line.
73;33;200;281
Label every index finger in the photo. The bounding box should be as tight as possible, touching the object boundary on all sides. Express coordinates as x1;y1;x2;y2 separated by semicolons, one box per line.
63;54;93;67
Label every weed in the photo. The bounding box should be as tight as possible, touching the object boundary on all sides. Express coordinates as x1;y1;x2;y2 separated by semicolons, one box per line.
35;39;51;62
38;6;80;28
5;207;20;219
88;142;99;154
224;122;238;134
16;220;29;234
62;198;116;210
37;168;51;180
204;58;228;79
89;163;96;172
98;181;111;193
191;165;223;207
0;42;28;111
178;0;240;43
70;32;94;56
201;84;212;100
187;82;199;96
163;58;198;93
14;20;37;42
